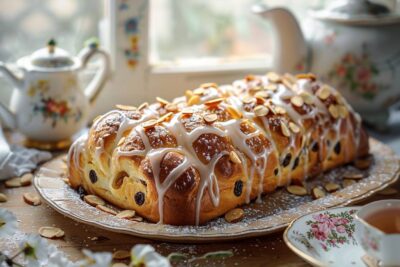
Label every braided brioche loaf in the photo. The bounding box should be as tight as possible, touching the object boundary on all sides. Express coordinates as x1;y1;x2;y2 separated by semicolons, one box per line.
67;73;369;225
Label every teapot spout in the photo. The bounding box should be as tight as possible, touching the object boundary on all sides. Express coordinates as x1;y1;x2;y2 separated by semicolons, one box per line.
252;4;308;73
0;62;24;89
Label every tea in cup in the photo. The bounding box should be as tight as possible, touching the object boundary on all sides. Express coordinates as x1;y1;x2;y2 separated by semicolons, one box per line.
355;199;400;266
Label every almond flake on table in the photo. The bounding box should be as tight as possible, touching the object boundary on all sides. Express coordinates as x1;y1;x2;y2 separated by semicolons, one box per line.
23;192;41;206
39;226;65;239
0;193;8;202
5;177;22;188
20;173;33;186
112;250;130;260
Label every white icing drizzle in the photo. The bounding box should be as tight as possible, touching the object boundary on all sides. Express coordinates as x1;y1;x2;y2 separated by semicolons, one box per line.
68;74;364;226
67;134;87;172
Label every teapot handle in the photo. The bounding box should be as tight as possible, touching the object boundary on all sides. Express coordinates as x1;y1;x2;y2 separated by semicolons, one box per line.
79;46;111;104
0;62;22;129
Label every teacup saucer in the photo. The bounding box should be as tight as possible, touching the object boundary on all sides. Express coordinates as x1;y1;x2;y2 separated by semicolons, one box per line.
284;206;369;267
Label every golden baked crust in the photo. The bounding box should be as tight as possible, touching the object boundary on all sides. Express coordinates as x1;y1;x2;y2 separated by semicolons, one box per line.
67;73;369;225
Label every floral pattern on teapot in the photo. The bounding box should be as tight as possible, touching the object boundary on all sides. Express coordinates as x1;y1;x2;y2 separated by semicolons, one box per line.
28;79;83;128
327;49;387;101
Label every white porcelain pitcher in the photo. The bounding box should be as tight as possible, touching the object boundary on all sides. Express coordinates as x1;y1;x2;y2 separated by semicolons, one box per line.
253;0;400;129
0;40;110;150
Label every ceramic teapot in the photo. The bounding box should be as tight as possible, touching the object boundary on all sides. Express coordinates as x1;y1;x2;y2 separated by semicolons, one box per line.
253;0;400;129
0;39;110;149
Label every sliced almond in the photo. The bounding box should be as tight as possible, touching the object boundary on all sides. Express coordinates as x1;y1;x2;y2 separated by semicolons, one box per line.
316;86;331;100
242;95;254;104
250;86;262;93
291;96;304;107
193;88;206;95
96;205;117;215
182;107;195;114
287;185;307;196
254;105;269;117
226;106;242;119
142;119;157;129
156;97;169;106
343;172;364;180
185;90;193;100
157;112;174;123
5;177;21;188
116;210;136;219
115;104;137;111
324;182;340;193
84;195;105;207
281;123;291;137
275;106;287;115
342;179;357;187
0;193;8;202
200;82;218;89
338;105;349;118
165;103;178;112
188;95;200;106
282;77;293;90
266;72;281;83
288;122;300;133
296;73;316;81
354;158;372;170
23;192;41;206
254;91;268;99
131;216;144;222
20;173;33;186
224;208;244;223
328;105;339;119
39;226;64;239
378;187;398;196
265;84;278;91
311;187;326;199
300;92;314;105
138;102;149;111
229;151;241;164
117;137;126;146
203;113;218;124
283;73;296;84
245;74;256;81
205;98;224;106
112;250;130;260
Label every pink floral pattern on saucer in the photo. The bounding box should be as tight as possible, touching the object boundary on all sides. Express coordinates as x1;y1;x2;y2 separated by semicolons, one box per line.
305;209;358;251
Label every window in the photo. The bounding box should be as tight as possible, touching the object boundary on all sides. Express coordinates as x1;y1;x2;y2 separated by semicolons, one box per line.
150;0;325;70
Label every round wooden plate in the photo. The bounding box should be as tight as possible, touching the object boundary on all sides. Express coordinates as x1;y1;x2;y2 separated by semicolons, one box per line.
34;138;400;243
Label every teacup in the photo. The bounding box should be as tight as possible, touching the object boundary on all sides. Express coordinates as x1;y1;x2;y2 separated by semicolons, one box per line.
355;199;400;266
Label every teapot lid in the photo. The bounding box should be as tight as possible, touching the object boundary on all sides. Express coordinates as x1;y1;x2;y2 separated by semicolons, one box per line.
311;0;400;25
18;39;80;71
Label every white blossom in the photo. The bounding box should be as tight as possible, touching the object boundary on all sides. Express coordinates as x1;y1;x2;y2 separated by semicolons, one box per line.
46;244;77;267
20;234;50;267
0;208;17;238
76;249;112;267
130;245;170;267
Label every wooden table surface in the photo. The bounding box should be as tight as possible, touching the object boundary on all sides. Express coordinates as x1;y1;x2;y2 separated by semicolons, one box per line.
1;133;400;267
